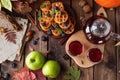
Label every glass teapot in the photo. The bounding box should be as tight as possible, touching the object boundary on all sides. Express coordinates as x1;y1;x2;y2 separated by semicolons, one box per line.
83;16;120;44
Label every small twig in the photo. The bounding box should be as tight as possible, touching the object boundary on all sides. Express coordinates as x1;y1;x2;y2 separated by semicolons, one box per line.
26;13;40;31
30;9;38;26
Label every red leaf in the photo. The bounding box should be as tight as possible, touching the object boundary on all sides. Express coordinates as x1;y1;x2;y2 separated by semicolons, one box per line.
29;45;34;51
12;1;22;9
12;1;32;14
32;69;46;80
12;67;36;80
4;28;16;44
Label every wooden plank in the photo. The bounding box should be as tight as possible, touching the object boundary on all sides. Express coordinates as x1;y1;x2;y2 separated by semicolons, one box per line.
71;0;93;80
24;17;48;60
47;0;71;80
93;2;117;80
116;7;120;80
1;59;24;79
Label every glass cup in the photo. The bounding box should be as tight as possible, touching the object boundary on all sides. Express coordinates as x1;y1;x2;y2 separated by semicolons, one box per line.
87;48;103;63
83;16;120;44
69;41;83;56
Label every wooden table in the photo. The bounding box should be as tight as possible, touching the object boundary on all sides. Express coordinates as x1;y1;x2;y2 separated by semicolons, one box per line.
0;0;120;80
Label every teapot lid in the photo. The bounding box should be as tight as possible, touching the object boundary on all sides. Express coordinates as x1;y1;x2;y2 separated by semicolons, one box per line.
90;18;111;38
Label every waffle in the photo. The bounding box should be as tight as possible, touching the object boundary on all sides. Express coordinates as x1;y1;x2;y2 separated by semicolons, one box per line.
39;18;51;31
54;10;68;23
40;1;51;11
51;20;56;27
63;23;74;34
51;29;61;37
42;10;53;22
59;18;71;30
39;1;76;38
52;2;64;11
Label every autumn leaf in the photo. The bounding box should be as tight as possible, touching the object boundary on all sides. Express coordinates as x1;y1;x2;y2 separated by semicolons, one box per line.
115;41;120;46
1;0;12;11
4;28;16;44
12;1;32;14
64;67;81;80
32;69;46;80
12;67;36;80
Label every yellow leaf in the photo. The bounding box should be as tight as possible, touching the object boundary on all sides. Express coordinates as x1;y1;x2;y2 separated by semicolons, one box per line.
1;0;12;11
0;2;1;11
115;42;120;46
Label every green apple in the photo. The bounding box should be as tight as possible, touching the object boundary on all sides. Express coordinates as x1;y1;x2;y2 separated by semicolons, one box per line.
25;51;45;70
42;60;61;78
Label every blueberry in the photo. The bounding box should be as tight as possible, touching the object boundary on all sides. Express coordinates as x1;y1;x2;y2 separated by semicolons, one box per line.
42;22;46;26
63;21;68;26
62;33;65;37
53;6;59;10
46;13;51;17
55;23;59;28
47;30;52;35
10;62;17;68
31;40;37;45
41;35;48;41
3;73;10;79
60;11;64;15
50;26;54;30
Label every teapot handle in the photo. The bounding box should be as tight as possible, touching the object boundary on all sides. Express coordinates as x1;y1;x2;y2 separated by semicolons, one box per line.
111;32;120;41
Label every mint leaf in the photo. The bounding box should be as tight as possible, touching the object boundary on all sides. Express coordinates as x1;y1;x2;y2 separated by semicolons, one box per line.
71;68;77;77
38;10;42;20
56;27;63;34
51;9;55;16
41;4;47;8
69;67;74;75
64;67;81;80
1;0;12;11
51;9;58;16
76;70;81;80
64;74;73;80
55;10;58;13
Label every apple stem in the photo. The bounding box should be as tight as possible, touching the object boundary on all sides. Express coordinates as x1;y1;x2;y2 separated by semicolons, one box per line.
30;59;35;63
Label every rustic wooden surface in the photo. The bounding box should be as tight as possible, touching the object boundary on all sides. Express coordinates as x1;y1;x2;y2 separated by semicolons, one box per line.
0;0;120;80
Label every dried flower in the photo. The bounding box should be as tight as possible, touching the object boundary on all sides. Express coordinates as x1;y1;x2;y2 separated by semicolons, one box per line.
0;27;4;35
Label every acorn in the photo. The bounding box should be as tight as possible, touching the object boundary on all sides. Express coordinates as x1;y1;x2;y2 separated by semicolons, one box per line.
79;0;91;13
83;4;91;13
25;30;34;42
79;0;87;7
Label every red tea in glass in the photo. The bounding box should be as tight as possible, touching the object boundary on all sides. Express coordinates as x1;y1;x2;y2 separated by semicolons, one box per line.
87;48;103;63
69;41;83;56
